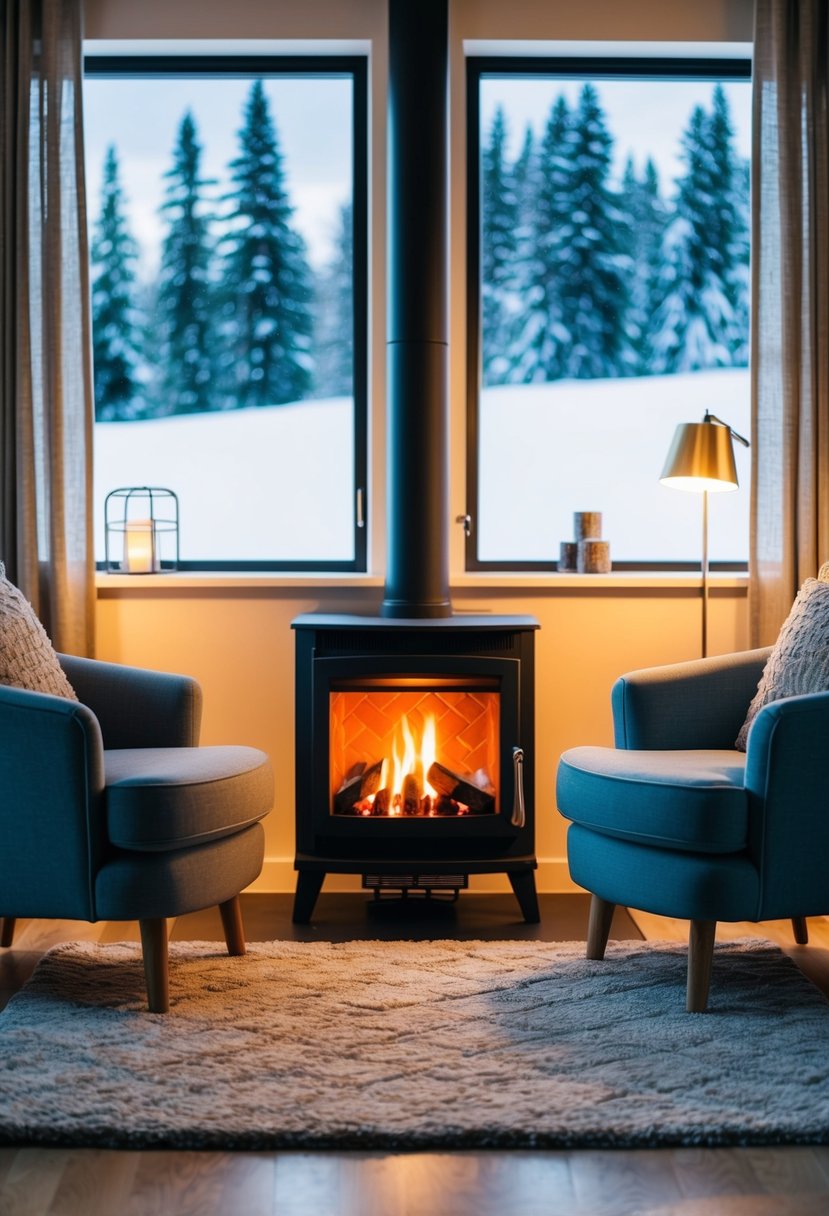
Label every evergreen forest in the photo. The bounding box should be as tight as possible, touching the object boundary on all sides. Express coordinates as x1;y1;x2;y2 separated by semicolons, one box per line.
91;80;352;422
481;82;749;386
91;79;749;422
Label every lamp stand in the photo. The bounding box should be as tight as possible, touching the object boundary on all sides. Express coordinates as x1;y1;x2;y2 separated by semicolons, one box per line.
701;489;709;659
660;412;748;658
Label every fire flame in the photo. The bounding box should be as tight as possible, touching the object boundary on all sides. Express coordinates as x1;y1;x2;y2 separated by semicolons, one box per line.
387;712;437;807
345;708;477;818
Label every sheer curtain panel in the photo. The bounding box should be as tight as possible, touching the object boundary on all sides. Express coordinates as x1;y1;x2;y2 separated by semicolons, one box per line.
750;0;829;645
0;0;95;655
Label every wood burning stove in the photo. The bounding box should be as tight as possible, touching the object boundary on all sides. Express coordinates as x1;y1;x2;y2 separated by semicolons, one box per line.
292;614;539;923
290;0;540;923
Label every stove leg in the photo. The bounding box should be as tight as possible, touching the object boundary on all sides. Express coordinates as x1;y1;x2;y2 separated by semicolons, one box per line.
293;871;325;924
508;870;540;924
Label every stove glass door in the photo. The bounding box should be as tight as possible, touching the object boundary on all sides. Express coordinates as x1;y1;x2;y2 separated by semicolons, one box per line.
330;674;500;819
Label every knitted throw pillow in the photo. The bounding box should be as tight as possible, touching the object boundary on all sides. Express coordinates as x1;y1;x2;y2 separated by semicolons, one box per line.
735;577;829;751
0;562;77;700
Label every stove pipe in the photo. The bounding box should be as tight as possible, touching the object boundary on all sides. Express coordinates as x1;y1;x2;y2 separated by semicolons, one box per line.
381;0;451;619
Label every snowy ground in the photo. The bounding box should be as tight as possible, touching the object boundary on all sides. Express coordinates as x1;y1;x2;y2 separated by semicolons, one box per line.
94;367;749;565
479;368;750;563
94;397;355;563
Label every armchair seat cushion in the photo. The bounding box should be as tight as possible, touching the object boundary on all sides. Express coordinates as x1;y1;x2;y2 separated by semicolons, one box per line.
557;746;748;854
105;746;272;852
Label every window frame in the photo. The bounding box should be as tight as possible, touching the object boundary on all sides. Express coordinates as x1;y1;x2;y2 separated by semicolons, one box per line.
465;55;752;573
84;54;369;574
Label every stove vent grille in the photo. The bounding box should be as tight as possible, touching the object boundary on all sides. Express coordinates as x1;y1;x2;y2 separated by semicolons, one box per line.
363;873;468;892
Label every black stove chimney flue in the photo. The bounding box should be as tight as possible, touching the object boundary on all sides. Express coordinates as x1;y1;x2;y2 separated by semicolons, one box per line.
381;0;451;619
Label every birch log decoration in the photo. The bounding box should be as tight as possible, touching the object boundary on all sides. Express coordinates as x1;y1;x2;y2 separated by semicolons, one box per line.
558;542;578;571
574;511;602;541
578;539;612;574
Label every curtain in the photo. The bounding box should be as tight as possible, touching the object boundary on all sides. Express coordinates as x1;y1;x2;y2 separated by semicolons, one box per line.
750;0;829;645
0;0;95;655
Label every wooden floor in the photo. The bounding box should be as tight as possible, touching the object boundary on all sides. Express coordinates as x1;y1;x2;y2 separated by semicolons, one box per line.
2;893;829;1216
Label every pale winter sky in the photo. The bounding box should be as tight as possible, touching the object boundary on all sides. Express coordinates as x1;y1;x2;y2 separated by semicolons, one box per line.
480;76;751;192
83;75;354;278
84;72;750;282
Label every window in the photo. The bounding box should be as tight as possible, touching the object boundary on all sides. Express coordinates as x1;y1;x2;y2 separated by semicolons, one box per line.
466;58;751;570
84;56;367;571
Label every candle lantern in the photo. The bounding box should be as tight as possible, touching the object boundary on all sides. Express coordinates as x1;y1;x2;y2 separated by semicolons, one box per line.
104;487;179;574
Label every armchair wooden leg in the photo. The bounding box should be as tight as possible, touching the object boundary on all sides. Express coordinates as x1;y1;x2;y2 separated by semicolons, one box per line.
219;895;246;957
0;917;15;948
792;916;809;945
586;895;616;961
687;919;716;1013
139;918;169;1014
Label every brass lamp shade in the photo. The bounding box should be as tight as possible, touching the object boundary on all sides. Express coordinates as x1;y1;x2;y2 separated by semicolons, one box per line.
659;421;739;493
659;412;748;658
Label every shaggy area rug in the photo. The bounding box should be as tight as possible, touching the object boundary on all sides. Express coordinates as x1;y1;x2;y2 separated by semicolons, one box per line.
1;938;829;1150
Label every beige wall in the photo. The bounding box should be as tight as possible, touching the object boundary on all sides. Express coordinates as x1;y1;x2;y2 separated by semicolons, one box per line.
88;0;753;893
84;0;753;43
96;579;749;894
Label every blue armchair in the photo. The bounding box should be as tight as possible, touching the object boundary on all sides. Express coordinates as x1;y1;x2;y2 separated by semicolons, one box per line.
556;647;828;1011
0;654;273;1012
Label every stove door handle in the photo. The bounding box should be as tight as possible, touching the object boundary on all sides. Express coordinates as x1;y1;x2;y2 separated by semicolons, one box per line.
511;746;525;828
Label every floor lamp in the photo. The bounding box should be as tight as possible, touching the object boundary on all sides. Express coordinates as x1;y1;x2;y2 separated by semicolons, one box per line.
659;411;750;657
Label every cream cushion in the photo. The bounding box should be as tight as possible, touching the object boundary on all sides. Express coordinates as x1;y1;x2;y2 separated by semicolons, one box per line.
0;562;77;700
736;577;829;750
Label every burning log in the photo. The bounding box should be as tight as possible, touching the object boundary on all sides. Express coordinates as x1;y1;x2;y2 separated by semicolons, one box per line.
334;760;384;816
402;773;421;816
427;762;496;815
434;795;461;816
372;788;390;817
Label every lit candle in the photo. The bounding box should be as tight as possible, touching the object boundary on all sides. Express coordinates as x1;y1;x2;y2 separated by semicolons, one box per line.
124;519;156;573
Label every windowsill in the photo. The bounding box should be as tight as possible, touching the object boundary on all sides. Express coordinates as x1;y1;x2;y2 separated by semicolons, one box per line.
452;571;747;590
95;570;748;591
96;571;386;589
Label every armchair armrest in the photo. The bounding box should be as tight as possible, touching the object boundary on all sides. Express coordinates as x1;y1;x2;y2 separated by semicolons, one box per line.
612;648;771;750
744;691;829;919
58;654;202;749
0;684;107;920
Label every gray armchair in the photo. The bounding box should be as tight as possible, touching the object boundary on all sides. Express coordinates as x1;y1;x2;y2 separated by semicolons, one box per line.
556;647;829;1011
0;654;273;1012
